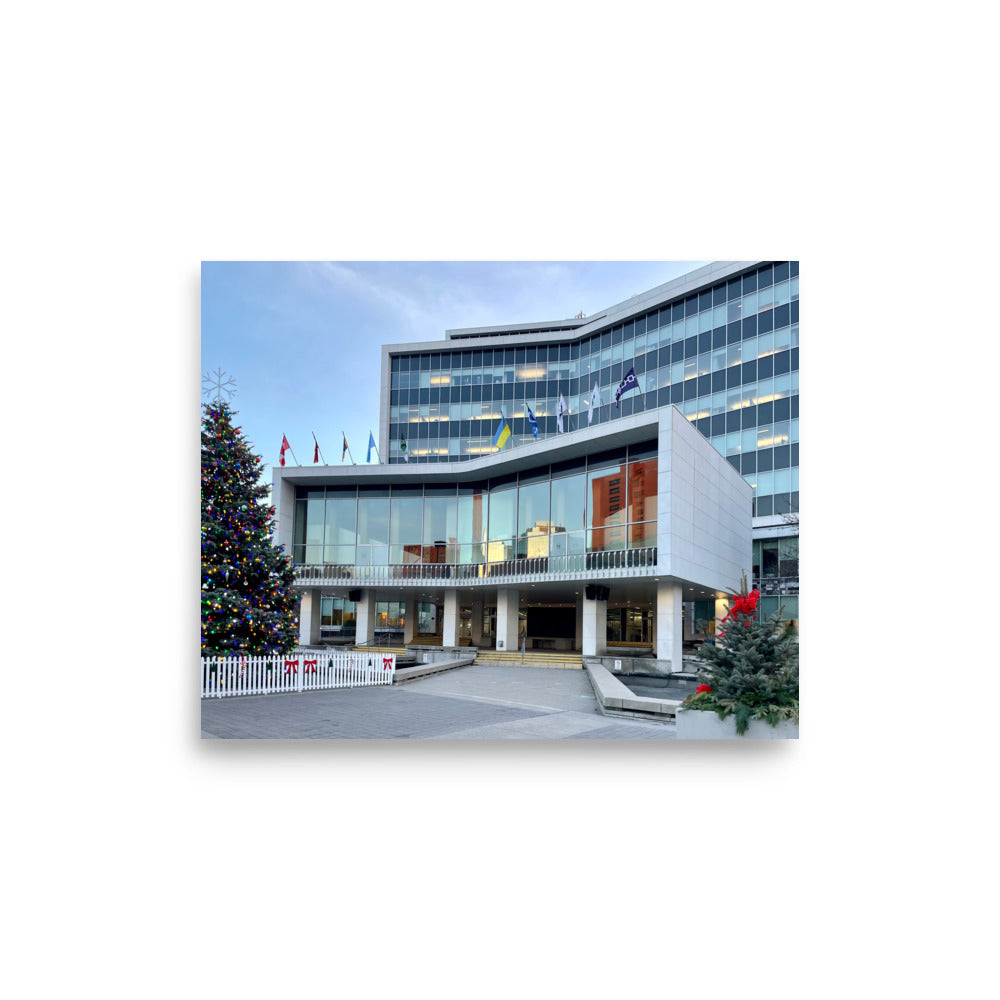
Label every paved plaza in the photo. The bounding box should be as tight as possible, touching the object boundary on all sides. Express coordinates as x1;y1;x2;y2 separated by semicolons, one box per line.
201;664;677;740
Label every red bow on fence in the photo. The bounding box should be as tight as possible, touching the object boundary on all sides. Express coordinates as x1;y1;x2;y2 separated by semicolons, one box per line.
284;659;299;674
382;657;393;671
303;658;318;674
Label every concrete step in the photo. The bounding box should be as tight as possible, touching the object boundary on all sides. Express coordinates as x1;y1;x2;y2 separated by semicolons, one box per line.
474;650;582;669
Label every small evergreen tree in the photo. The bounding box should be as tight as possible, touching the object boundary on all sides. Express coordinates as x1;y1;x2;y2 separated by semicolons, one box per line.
682;573;799;734
201;401;298;655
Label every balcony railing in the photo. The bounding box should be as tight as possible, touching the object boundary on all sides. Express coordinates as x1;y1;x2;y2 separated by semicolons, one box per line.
293;546;658;586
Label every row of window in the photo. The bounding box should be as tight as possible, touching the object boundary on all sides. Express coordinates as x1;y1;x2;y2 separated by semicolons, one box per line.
293;525;658;566
753;536;799;578
318;598;797;640
390;262;798;376
293;451;659;565
391;310;799;392
390;363;798;429
391;338;798;413
388;394;799;456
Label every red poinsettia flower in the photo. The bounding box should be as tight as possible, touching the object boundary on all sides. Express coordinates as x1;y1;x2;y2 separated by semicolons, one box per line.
695;684;712;694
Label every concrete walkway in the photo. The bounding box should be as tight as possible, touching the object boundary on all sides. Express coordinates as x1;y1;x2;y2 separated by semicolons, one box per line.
201;665;677;740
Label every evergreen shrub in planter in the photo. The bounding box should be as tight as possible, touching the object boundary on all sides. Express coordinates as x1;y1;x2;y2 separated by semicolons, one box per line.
677;576;799;739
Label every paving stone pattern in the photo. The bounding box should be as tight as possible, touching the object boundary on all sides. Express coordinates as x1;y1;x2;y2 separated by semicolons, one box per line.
201;665;677;740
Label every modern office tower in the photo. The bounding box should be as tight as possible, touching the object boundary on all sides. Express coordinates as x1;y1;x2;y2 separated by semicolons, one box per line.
273;261;797;663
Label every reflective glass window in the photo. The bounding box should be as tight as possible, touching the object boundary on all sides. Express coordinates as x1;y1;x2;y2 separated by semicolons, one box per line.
306;498;324;546
423;494;456;550
628;522;656;547
761;541;779;577
357;497;389;544
517;479;549;538
488;487;516;541
324;495;357;546
627;458;657;524
587;462;627;551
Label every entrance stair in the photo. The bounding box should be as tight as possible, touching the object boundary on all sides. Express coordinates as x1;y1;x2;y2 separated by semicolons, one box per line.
472;648;582;669
406;635;473;646
349;645;408;658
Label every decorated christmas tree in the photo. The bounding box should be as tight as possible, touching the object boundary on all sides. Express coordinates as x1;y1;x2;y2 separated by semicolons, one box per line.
201;401;298;655
681;572;799;734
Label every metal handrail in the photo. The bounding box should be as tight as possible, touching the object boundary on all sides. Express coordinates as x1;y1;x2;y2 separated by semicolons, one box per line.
292;546;658;585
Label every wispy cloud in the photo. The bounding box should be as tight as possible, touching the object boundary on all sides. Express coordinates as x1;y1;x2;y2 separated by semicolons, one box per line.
302;261;440;339
301;261;545;342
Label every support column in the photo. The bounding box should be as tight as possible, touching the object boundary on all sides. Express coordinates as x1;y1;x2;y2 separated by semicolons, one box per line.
442;590;459;647
495;587;519;651
714;597;730;639
355;590;376;647
470;600;484;646
402;596;416;644
582;593;607;657
657;582;683;672
575;593;584;651
297;588;323;647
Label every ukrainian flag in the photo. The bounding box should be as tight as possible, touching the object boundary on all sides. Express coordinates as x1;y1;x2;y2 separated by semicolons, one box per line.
492;411;511;450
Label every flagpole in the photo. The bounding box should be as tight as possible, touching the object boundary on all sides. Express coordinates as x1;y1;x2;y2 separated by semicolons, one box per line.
341;429;357;465
311;431;327;464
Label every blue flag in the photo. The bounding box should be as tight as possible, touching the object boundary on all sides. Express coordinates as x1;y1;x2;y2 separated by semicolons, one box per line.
525;403;540;438
367;431;377;463
615;366;639;408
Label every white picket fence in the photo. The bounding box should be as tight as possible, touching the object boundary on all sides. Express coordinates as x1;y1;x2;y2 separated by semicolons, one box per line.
201;650;396;698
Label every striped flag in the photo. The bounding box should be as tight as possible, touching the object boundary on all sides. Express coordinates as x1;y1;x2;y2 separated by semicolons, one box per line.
341;434;348;462
492;411;511;450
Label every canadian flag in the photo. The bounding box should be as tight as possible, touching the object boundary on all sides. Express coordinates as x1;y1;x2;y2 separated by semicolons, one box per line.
279;435;291;467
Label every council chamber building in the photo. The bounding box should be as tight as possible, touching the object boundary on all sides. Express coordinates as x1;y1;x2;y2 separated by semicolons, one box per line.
272;260;799;670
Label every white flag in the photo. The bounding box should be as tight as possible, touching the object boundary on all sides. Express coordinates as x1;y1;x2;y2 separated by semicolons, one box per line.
557;394;567;433
588;381;601;425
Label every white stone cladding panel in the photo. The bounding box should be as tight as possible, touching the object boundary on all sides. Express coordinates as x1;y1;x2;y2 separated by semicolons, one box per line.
657;407;752;594
442;591;459;646
582;598;607;657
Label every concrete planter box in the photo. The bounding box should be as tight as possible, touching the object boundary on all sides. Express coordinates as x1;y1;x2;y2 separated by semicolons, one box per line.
676;708;799;740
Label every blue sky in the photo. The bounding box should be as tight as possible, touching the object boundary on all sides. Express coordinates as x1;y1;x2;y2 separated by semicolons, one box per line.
201;261;709;484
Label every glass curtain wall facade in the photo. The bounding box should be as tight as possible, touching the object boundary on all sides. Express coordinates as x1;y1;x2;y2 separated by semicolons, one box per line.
291;443;659;568
387;260;798;519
